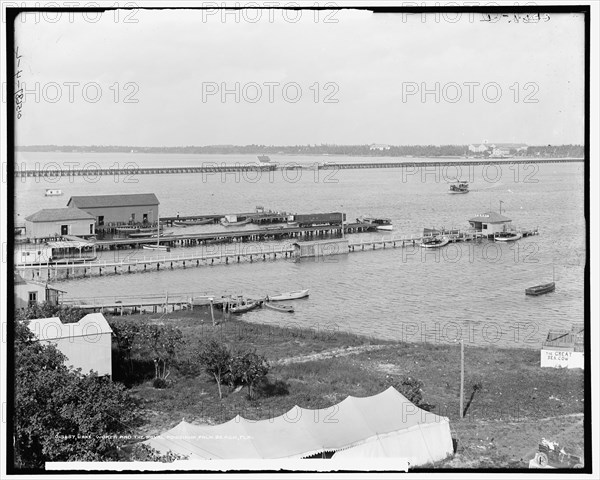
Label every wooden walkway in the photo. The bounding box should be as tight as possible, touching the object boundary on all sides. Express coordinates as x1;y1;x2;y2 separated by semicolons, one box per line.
16;227;539;282
13;158;583;177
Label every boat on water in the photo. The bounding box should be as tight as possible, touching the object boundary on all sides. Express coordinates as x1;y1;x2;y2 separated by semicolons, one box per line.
264;302;294;313
257;155;271;163
494;231;522;242
267;289;310;301
142;213;170;251
220;215;252;227
449;182;469;194
45;189;63;196
229;299;261;314
357;216;393;231
420;236;450;248
526;282;555;296
174;218;214;227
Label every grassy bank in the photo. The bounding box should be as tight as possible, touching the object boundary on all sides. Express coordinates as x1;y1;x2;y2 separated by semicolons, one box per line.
111;308;584;468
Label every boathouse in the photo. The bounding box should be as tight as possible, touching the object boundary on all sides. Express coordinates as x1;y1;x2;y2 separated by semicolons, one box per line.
293;239;349;258
27;313;113;377
14;272;64;309
468;212;512;235
24;208;96;239
67;193;159;226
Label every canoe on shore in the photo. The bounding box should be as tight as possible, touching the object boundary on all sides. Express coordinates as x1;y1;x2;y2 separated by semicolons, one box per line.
267;289;309;301
264;302;294;313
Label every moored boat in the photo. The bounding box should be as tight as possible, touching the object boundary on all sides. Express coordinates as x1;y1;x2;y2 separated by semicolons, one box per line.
45;189;63;196
229;300;261;314
220;215;252;227
267;289;310;301
264;302;294;313
449;182;469;194
357;216;393;231
142;244;170;252
526;282;555;296
174;218;214;226
494;231;522;242
420;236;450;248
257;155;271;163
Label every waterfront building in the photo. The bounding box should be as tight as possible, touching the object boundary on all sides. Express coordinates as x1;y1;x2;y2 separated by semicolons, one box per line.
25;207;96;239
369;144;391;151
468;212;512;235
14;272;64;309
27;313;113;377
67;193;159;226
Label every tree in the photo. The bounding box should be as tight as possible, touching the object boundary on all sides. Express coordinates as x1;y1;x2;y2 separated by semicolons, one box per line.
14;320;139;469
16;302;87;324
136;324;184;383
229;351;270;400
197;340;232;399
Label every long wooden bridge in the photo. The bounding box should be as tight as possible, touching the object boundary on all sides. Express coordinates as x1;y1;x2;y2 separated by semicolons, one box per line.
16;227;539;282
13;158;583;177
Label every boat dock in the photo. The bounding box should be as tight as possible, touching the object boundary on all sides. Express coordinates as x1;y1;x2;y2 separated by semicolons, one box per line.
16;227;539;282
13;158;583;178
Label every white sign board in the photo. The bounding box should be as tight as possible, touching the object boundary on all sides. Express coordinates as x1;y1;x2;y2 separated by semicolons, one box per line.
540;349;584;369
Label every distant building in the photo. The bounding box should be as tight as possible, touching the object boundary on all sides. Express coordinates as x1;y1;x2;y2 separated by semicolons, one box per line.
25;208;96;239
67;193;159;226
369;144;391;151
468;212;512;235
14;272;64;309
468;144;489;153
27;313;113;377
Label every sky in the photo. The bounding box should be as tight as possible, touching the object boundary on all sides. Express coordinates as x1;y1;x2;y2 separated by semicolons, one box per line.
13;8;585;146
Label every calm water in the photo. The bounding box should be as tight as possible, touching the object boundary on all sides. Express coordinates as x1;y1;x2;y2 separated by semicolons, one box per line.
14;153;586;348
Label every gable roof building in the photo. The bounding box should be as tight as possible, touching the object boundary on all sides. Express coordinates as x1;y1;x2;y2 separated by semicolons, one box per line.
67;193;160;226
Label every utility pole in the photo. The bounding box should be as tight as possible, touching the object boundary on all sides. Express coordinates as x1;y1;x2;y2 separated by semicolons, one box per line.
460;339;464;419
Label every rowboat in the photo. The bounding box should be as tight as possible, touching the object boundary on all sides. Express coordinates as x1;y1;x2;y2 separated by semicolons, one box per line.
45;189;63;196
267;289;309;301
420;237;450;248
494;232;522;242
142;244;170;252
526;282;555;296
229;300;261;314
264;302;294;313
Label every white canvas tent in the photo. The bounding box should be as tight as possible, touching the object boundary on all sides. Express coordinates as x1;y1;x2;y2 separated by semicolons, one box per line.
145;387;453;466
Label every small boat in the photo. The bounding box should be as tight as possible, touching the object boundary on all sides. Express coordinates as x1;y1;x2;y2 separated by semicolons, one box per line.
174;218;214;226
267;289;310;301
494;231;522;242
229;300;261;314
45;189;63;196
220;216;252;227
420;237;450;248
142;244;170;252
264;302;294;313
258;155;271;163
526;282;555;296
357;216;393;231
449;182;469;194
287;221;299;227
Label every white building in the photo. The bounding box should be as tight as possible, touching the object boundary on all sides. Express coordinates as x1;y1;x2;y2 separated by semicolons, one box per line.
369;144;391;151
14;272;64;309
25;207;96;239
468;212;513;235
27;313;113;377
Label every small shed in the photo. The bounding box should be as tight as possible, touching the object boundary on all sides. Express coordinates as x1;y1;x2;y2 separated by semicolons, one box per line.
468;212;512;235
25;207;96;239
293;239;349;258
27;313;113;377
14;272;65;309
67;193;159;226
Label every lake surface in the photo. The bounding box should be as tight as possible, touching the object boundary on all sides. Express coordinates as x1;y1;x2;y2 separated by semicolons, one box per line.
13;153;586;348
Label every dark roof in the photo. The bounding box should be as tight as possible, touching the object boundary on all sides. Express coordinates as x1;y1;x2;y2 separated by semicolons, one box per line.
67;193;159;209
25;208;95;222
469;212;512;223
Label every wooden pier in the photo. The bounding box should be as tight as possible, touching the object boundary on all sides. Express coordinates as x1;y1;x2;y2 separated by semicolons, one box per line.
15;227;539;282
13;158;583;178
